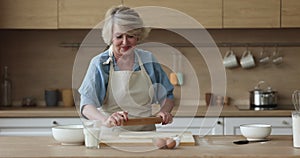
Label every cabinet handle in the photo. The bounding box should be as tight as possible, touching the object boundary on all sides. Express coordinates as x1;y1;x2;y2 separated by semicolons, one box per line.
52;121;58;126
282;120;289;125
217;121;222;125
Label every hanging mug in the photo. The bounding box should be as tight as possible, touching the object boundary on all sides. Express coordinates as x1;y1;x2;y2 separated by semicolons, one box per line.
272;51;283;65
259;50;270;65
223;50;239;68
240;50;255;69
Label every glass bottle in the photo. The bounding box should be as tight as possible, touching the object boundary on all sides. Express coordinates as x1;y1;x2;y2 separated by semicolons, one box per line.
1;66;12;106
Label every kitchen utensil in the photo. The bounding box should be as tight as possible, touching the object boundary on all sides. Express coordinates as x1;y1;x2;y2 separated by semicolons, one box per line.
233;139;269;145
1;66;12;107
205;92;213;106
22;96;36;107
240;124;272;141
240;50;255;69
52;125;84;145
103;131;194;146
249;81;278;109
292;90;300;112
223;96;230;106
121;117;162;126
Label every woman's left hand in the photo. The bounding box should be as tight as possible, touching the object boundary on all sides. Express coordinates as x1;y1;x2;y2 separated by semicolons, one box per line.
156;111;173;125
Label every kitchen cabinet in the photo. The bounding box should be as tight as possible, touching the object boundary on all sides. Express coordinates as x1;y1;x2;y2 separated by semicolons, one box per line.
0;0;58;29
124;0;223;28
224;117;292;135
223;0;280;28
0;118;81;136
58;0;121;28
156;117;224;135
282;0;300;27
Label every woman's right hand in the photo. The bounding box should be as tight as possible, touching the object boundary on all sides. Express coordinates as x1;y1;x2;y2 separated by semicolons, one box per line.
104;111;129;127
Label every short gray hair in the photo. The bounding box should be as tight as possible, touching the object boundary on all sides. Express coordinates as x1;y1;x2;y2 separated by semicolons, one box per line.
102;6;150;45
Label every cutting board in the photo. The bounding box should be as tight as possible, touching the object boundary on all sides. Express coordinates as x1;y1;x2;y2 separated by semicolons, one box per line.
100;131;195;146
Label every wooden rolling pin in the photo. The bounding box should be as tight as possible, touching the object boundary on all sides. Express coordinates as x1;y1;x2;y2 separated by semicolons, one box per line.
122;117;163;126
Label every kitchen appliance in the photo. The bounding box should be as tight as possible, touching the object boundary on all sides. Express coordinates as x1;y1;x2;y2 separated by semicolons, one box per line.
249;81;278;110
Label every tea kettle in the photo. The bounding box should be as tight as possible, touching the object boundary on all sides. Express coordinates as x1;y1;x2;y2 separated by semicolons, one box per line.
249;81;278;109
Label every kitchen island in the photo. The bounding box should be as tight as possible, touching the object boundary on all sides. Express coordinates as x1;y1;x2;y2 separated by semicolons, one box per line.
1;135;299;158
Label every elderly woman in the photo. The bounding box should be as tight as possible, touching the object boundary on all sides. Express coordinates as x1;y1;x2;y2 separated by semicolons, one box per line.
79;6;174;131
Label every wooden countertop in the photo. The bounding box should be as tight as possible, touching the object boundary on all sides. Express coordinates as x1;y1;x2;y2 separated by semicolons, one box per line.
0;135;299;158
0;105;294;118
0;107;80;117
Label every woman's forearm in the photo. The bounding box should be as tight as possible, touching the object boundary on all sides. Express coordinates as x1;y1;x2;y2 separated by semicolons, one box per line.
82;104;107;122
159;98;175;113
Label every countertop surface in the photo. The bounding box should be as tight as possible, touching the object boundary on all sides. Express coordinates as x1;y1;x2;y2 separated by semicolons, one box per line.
0;135;299;158
0;105;294;118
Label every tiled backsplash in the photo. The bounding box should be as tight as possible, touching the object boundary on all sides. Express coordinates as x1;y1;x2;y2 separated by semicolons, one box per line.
1;29;300;107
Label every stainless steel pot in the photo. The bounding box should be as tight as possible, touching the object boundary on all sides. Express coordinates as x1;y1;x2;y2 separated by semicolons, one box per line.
250;81;278;109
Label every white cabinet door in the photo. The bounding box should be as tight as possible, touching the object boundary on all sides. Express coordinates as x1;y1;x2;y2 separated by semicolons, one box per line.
156;117;223;135
0;118;82;136
224;117;292;135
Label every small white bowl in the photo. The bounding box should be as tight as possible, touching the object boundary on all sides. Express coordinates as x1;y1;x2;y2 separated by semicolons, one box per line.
240;124;272;141
52;125;84;145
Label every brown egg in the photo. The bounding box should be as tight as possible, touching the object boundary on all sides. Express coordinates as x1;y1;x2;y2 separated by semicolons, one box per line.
154;138;166;149
166;138;176;149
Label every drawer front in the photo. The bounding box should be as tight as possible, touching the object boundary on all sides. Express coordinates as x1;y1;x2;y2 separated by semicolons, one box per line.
0;118;82;136
224;117;292;135
156;117;224;135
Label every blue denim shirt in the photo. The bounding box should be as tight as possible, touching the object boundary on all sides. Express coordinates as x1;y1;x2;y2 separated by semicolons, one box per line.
78;48;174;112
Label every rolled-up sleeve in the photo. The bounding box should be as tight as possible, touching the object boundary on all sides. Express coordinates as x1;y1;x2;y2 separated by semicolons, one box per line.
78;55;107;113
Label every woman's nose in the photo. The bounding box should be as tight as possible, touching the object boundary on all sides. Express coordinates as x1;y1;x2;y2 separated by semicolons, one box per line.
122;36;128;45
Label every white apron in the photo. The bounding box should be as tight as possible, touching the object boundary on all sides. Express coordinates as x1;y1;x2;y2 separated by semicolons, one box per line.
100;53;155;131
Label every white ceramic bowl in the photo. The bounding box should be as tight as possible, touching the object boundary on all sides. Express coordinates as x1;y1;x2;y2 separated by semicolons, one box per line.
240;124;272;140
52;125;84;145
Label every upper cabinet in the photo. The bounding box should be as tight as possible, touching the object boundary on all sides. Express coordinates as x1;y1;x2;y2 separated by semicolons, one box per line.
223;0;281;28
281;0;300;28
0;0;58;29
58;0;121;28
0;0;299;29
125;0;223;29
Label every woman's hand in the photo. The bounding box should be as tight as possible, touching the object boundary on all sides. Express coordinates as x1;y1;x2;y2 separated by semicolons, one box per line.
104;111;128;127
156;111;173;125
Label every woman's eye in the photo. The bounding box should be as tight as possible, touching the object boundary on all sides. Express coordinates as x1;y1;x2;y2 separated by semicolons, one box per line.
127;35;135;38
116;35;123;39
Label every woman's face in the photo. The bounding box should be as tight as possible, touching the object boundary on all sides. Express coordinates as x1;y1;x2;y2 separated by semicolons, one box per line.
112;24;138;58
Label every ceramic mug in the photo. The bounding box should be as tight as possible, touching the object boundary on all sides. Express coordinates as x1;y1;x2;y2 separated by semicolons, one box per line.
176;72;183;86
240;50;255;69
273;56;283;65
45;89;59;106
223;50;239;68
61;88;74;107
169;73;178;85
